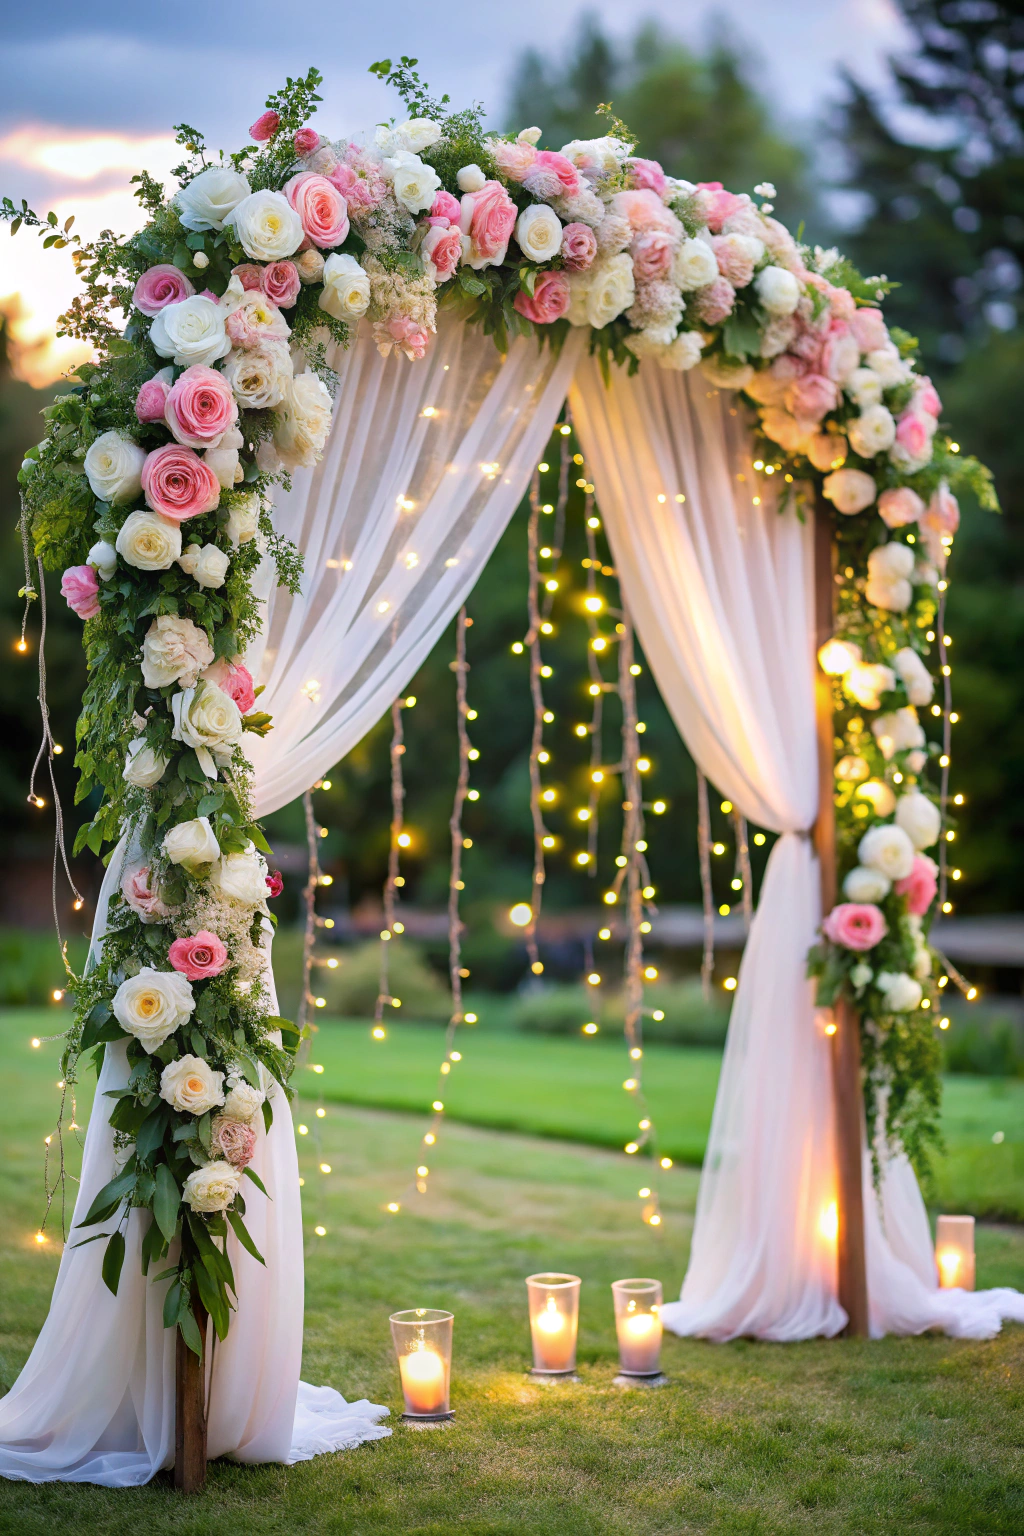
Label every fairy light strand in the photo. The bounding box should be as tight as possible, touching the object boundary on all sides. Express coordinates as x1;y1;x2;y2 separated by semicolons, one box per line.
374;696;407;1030
696;770;715;999
524;472;550;974
731;808;754;930
936;586;953;913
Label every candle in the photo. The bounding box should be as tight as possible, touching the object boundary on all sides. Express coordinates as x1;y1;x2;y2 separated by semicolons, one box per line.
935;1215;975;1291
612;1278;663;1377
399;1345;446;1414
525;1273;581;1375
390;1308;454;1419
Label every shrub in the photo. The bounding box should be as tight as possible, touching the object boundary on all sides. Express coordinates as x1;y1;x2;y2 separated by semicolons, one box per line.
511;978;729;1047
271;930;453;1023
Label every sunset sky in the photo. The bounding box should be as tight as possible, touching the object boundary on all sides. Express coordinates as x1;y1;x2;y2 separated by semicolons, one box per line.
0;0;909;385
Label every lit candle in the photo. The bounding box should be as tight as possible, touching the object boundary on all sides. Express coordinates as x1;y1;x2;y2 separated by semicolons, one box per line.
526;1273;581;1375
612;1278;663;1377
390;1308;454;1419
935;1215;975;1291
399;1344;446;1415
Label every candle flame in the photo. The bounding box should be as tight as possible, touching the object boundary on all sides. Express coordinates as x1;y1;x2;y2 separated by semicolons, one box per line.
536;1297;565;1334
938;1248;961;1286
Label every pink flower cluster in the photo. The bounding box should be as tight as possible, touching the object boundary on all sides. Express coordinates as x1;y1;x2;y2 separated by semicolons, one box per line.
233;260;301;309
490;141;581;200
823;902;889;952
895;855;938;916
132;264;195;317
460;180;517;268
142;443;221;521
61;564;100;620
204;658;257;714
514;271;570;325
283;172;349;249
169;929;229;980
164;366;238;448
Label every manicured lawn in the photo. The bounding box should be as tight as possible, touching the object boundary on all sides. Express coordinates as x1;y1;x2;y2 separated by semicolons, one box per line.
1;1008;1022;1533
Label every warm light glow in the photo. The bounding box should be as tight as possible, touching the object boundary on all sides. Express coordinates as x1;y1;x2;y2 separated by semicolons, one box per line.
464;1013;477;1025
583;1022;598;1035
819;1201;839;1243
372;1026;386;1039
509;902;532;927
652;800;666;815
723;977;737;991
625;1142;639;1154
584;596;602;613
818;638;861;676
660;1157;673;1170
30;1038;40;1049
387;1202;400;1213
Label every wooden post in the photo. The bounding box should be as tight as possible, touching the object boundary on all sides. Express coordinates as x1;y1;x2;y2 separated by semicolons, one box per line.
813;501;870;1339
174;1303;208;1491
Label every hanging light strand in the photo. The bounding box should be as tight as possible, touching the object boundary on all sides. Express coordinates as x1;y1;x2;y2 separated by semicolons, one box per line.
524;471;550;974
731;807;754;930
296;784;330;1238
696;770;715;999
374;696;407;1030
581;491;608;871
936;587;953;912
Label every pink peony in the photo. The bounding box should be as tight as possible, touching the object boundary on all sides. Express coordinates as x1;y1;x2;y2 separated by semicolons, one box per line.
249;110;280;142
133;264;196;318
168;929;229;980
283;172;349;249
878;486;925;528
490;140;537;182
694;182;747;233
212;1115;257;1169
513;270;571;325
771;352;810;383
232;263;264;292
822;327;860;384
294;127;320;155
266;870;284;898
135;374;171;424
561;221;598;271
386;313;430;360
627;156;667;196
430;189;462;223
894;410;933;463
61;564;100;620
914;376;942;418
822;902;888;951
690;276;736;325
203;658;256;714
121;865;170;923
850;307;889;354
261;260;301;308
895;854;938;917
785;372;839;424
711;233;758;288
631;230;676;281
609;188;677;235
460;180;517;266
420;223;463;282
525;149;581;197
328;157;388;214
164;365;238;449
142;443;221;522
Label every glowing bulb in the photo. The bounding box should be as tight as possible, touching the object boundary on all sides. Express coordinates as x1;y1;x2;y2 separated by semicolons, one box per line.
603;891;617;905
625;1142;639;1155
587;972;601;985
372;1026;386;1039
397;832;411;848
583;1022;598;1034
584;596;602;613
387;1203;400;1213
630;1047;642;1060
52;989;63;1002
652;1010;664;1021
316;1107;326;1118
320;1163;331;1173
576;852;590;865
432;1100;444;1112
599;927;611;940
298;1124;308;1135
643;966;658;981
464;1013;477;1025
660;1157;673;1170
818;638;861;676
637;758;650;772
417;1166;429;1178
545;579;558;593
652;800;666;815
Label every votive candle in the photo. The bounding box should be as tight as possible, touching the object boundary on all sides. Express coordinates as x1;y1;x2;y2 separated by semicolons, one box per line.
390;1308;453;1418
525;1273;581;1374
612;1278;663;1375
935;1215;976;1291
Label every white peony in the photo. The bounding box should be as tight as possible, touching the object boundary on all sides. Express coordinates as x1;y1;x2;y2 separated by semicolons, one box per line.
150;297;231;369
115;510;182;572
386;151;441;214
895;790;941;850
142;614;215;689
319;253;371;322
84;431;146;506
171;681;243;777
584;254;636;329
224;495;262;548
377;117;443;155
123;739;168;788
876;971;923;1012
160;1054;225;1116
858;823;916;882
456;164;487;192
872;706;926;760
176;166;252;232
222;1078;265;1124
658;331;704;370
866;541;915;613
222;341;292;410
204;426;244;490
273;372;334;470
843;866;891;903
754;265;800;316
893;647;934;707
86;539;118;580
847;404;896;459
672;237;719;291
850;962;873;990
183;1160;241;1213
113;967;194;1052
163;815;220;870
865;346;912;388
178;542;230;590
700;356;754;390
209;844;269;907
844;663;896;710
845;367;884;409
822;468;876;516
226;190;304;261
515;203;563;263
559;136;630;174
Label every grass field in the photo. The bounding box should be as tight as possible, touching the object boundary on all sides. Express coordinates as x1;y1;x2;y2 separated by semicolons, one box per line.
0;1008;1022;1532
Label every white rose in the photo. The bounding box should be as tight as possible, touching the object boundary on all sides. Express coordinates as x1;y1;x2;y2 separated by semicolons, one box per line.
84;431;146;506
150;297;231;369
87;539;118;580
183;1160;241;1213
226;189;304;261
907;749;927;773
171;682;243;777
843;663;896;710
224;494;262;548
872;706;926;759
847;404;896;458
843;866;891;903
672;238;719;292
658;331;704;371
585;254;635;329
858;824;916;882
160;1054;225;1116
515;204;563;263
386;151;441;214
518;127;542;147
222;1079;265;1124
295;248;325;284
850;962;873;990
865;346;912;388
163;815;220;870
846;367;884;409
700;356;754;390
204;426;244;490
822;468;876;516
123;739;168;788
142;614;215;689
222;342;292;410
559;136;629;174
892;647;934;706
115;510;182;572
912;944;932;981
876;971;923;1012
113;967;194;1052
754;265;800;316
856;779;897;816
273;372;334;470
393;118;443;153
319;253;371;322
176;166;252;232
210;844;269;906
178;542;230;590
866;541;915;612
895;790;941;850
456;164;487;192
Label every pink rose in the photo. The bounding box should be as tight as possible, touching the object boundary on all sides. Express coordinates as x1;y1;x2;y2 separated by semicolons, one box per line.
711;233;758;288
232;264;264;292
294;127;320;155
610;189;678;235
850;307;889;354
133;264;196;318
121;865;170;923
822;328;860;384
771;352;809;384
822;902;888;952
895;410;932;463
141;443;221;522
785;372;839;424
690;276;736;325
61;564;100;620
560;221;597;271
164;365;238;449
421;223;463;282
386;313;430;360
266;870;284;898
878;487;925;528
136;374;172;424
261;260;301;308
490;140;537;182
627;157;667;196
825;284;856;321
920;481;960;567
694;182;747;233
430;189;462;223
460;179;517;266
249;110;280;142
914;376;942;418
202;658;256;714
522;149;581;200
513;270;571;325
212;1115;257;1169
283;172;350;249
631;230;675;281
895;855;938;917
168;929;229;980
328;159;387;214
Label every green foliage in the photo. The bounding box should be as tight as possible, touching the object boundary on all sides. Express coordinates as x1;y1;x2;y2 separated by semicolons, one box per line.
369;56;451;120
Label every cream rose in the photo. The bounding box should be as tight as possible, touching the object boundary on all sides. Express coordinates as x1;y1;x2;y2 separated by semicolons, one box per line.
150;297;231;370
865;346;912;388
754;265;800;315
456;164;487;192
178;542;230;590
895;791;941;850
847;404;897;459
672;237;719;291
584;254;636;329
112;967;194;1051
224;495;262;547
222;1078;265;1124
844;663;896;711
822;467;876;516
845;367;884;409
84;431;146;505
205;426;244;490
171;681;243;777
222;342;293;410
176;166;252;232
160;1054;225;1116
123;739;168;788
659;331;704;371
183;1160;241;1213
866;542;915;613
858;824;916;882
209;844;269;906
226;190;304;261
843;866;891;903
377;118;443;155
319;254;371;322
163;815;220;870
872;706;926;759
876;971;923;1012
141;614;215;688
273;372;334;470
515;204;563;263
87;539;118;580
892;647;934;706
385;151;441;214
115;510;182;572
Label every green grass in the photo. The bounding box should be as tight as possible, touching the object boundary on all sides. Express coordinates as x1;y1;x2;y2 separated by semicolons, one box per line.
1;1008;1022;1533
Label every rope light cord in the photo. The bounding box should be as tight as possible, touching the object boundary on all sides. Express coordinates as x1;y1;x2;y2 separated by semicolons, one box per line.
373;696;407;1030
732;807;754;931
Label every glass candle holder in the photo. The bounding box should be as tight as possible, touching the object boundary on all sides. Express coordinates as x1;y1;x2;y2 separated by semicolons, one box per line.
390;1308;454;1419
612;1278;663;1376
525;1273;581;1375
935;1215;976;1291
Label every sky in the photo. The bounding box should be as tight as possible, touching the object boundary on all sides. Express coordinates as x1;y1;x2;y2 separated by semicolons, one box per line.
0;0;910;384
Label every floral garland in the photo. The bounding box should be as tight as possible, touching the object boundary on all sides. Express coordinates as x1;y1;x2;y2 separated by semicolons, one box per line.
8;64;996;1345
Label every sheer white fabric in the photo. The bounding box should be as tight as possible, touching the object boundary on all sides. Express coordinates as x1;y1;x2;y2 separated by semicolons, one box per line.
571;355;1023;1341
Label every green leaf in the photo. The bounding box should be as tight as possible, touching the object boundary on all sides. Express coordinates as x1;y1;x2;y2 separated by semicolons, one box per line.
109;1095;150;1137
237;1054;262;1090
135;1105;168;1162
69;1230;111;1250
242;1165;269;1198
153;1162;180;1243
162;1278;182;1330
262;1096;274;1134
227;1208;266;1267
78;1165;136;1228
80;1004;124;1051
101;1230;126;1296
178;1300;203;1359
197;1111;213;1155
248;824;272;856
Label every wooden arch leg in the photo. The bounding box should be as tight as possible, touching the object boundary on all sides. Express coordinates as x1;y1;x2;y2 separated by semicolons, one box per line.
174;1303;208;1491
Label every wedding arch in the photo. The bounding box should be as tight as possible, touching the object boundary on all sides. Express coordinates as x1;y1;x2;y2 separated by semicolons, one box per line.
2;61;1020;1491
